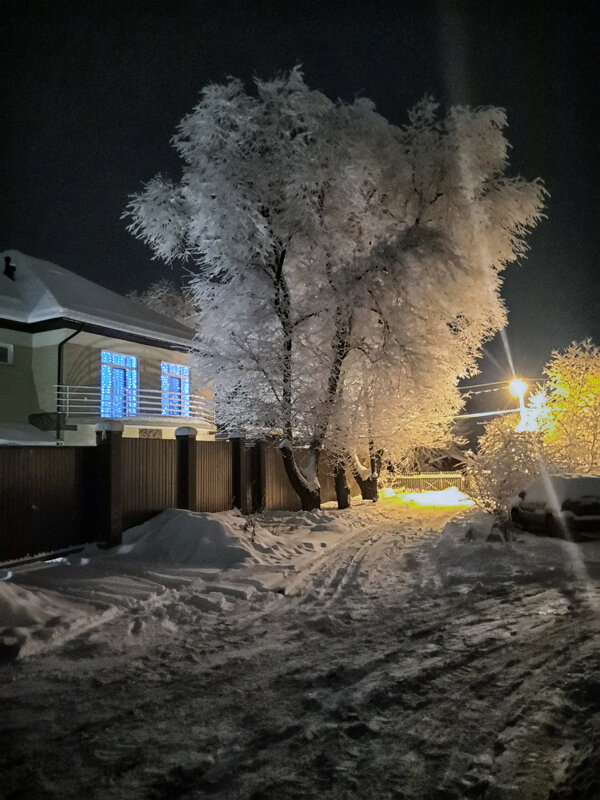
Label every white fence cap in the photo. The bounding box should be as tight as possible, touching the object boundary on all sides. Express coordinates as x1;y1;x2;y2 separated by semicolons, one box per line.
94;421;125;434
175;426;198;439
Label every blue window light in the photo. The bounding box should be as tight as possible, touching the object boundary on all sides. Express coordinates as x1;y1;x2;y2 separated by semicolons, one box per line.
100;351;138;418
161;362;190;416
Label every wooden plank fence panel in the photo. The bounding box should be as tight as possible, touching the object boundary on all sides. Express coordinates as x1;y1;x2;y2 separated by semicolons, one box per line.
264;447;350;509
3;437;421;563
195;440;232;512
121;438;177;530
393;473;465;492
264;445;301;510
0;445;97;562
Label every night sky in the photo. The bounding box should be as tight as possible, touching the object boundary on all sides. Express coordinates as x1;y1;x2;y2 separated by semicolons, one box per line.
2;0;598;390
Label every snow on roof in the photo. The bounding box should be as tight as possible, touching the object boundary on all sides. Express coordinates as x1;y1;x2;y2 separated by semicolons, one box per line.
0;249;195;347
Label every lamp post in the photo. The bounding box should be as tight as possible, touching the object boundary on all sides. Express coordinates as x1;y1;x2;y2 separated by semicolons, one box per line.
509;378;528;430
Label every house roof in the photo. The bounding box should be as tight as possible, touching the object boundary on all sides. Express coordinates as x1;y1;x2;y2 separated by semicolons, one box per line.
0;250;195;348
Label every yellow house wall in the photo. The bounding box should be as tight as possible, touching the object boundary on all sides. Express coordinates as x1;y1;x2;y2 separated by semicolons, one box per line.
0;327;214;443
62;332;213;441
62;333;191;391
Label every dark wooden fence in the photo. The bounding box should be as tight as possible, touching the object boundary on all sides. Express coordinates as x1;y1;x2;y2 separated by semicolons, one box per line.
0;428;461;563
122;439;177;531
0;430;346;563
195;441;233;513
0;445;98;562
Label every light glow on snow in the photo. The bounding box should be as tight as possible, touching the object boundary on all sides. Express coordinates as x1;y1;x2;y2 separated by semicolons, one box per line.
393;487;474;507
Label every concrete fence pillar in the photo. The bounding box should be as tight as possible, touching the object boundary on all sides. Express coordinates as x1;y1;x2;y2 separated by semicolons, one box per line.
175;427;198;511
94;421;124;547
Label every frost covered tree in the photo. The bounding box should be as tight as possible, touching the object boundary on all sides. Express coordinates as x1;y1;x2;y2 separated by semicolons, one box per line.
128;279;197;327
327;354;464;502
467;340;600;514
125;67;546;510
466;414;545;514
537;339;600;474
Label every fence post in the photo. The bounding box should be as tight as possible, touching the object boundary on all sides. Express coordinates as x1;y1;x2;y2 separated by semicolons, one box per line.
95;421;124;547
230;433;249;513
249;439;266;513
175;426;198;511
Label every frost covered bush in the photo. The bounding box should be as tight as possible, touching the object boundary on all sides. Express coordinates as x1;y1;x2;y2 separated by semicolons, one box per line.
466;415;545;514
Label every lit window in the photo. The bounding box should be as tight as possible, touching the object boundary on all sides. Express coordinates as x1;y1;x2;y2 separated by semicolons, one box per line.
161;362;190;416
100;351;138;418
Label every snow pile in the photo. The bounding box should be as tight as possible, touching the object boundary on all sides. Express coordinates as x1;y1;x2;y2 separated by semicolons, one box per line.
0;506;354;659
98;508;281;568
0;581;117;660
431;512;600;590
2;502;599;664
398;486;474;507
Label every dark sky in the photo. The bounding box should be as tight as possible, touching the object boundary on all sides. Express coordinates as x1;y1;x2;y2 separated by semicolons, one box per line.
2;0;598;387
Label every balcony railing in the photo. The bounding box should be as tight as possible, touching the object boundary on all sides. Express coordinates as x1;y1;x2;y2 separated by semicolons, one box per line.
56;385;214;425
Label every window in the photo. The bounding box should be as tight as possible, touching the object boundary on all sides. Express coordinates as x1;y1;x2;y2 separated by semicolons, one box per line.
161;362;190;416
100;351;138;418
0;343;13;365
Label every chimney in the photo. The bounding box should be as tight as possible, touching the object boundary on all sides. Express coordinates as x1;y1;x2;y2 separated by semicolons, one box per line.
4;256;16;281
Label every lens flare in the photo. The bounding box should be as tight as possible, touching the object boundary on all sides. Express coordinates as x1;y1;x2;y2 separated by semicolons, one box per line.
509;379;528;398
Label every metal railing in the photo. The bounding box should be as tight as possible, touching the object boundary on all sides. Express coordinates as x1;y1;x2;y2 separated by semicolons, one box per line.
55;384;214;424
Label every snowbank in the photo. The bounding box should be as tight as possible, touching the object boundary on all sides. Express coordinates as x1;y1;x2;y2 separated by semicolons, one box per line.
2;502;599;662
97;508;281;568
0;507;348;659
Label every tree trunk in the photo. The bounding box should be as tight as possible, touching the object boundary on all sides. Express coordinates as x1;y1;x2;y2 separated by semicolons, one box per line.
334;461;351;509
349;453;380;503
280;443;321;511
360;475;379;501
352;472;378;501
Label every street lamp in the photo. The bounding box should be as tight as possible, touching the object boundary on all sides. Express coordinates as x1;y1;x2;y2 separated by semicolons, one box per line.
509;378;528;429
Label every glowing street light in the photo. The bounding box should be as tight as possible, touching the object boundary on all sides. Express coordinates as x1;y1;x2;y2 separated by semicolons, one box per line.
509;378;528;400
509;378;528;430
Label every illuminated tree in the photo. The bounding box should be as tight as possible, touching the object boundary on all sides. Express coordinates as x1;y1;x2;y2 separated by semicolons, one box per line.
327;354;464;502
468;340;600;514
466;414;545;514
125;68;546;509
538;339;600;474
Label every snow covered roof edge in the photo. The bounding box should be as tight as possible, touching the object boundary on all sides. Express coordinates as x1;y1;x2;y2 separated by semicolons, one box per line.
0;250;195;347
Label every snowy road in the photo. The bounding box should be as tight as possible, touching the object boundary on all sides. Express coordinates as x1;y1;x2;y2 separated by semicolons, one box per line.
2;502;600;799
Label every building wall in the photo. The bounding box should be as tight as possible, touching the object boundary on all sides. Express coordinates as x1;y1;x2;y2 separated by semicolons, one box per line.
32;329;72;413
61;332;213;442
0;328;38;423
62;332;191;391
0;326;214;444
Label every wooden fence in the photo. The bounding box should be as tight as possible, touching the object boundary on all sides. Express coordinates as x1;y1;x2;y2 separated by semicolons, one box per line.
0;428;465;563
0;430;345;562
122;438;178;531
391;472;467;493
0;445;97;563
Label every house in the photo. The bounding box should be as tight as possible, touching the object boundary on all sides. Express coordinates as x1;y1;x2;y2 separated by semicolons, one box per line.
0;249;215;445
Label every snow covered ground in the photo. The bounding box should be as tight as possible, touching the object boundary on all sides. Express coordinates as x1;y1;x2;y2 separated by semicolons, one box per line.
2;497;600;799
